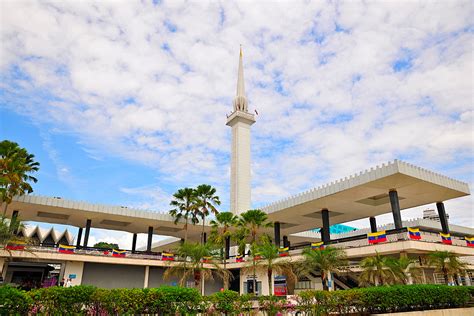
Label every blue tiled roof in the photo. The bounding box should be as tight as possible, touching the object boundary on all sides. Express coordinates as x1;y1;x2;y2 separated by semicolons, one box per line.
313;224;357;235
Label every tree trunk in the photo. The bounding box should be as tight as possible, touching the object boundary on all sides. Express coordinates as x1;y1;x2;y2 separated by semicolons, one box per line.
201;217;205;244
184;220;188;242
321;271;328;291
268;268;273;296
443;267;449;285
454;273;459;286
2;203;8;218
253;259;257;295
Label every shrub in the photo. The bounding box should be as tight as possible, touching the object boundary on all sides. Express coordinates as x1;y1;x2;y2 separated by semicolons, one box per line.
209;290;240;314
0;285;32;314
28;285;96;314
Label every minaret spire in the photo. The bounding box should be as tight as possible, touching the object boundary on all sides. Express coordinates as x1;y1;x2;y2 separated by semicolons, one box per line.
233;45;248;112
227;46;256;215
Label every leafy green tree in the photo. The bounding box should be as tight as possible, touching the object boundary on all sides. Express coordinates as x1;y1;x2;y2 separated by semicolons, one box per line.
237;209;272;294
301;246;348;291
93;242;119;249
209;212;238;289
169;188;199;242
428;251;467;285
0;140;40;217
195;184;220;243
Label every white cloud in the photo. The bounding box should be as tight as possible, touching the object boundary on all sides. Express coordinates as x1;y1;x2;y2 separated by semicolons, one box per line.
1;0;472;228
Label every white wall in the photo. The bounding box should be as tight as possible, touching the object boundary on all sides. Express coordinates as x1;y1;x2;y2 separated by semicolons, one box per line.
240;266;271;295
63;261;84;286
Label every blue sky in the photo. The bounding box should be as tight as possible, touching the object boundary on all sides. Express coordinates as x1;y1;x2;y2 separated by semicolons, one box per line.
1;1;472;248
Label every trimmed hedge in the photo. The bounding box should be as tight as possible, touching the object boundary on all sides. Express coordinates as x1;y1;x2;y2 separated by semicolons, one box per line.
0;284;472;315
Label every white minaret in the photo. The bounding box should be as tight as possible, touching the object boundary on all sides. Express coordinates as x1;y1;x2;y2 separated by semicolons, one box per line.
226;46;256;214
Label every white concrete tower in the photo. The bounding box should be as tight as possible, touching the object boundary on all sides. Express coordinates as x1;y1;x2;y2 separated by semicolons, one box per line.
226;46;256;214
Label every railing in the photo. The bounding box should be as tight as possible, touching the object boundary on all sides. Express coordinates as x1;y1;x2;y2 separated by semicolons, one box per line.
290;228;470;251
5;228;471;264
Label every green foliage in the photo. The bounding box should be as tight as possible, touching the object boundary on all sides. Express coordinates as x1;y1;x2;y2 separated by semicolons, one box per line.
2;284;470;315
208;290;240;314
28;285;96;314
0;285;32;315
0;140;40;216
93;241;119;249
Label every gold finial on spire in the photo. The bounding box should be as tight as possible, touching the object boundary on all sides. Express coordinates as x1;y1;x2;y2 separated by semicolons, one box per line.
240;44;243;57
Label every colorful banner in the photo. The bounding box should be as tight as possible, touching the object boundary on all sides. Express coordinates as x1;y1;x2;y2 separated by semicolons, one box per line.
162;252;175;261
368;230;387;244
278;247;289;257
465;237;474;248
5;240;26;251
440;233;452;245
408;227;421;240
112;249;127;257
58;244;76;254
236;255;244;263
202;256;212;263
311;242;324;250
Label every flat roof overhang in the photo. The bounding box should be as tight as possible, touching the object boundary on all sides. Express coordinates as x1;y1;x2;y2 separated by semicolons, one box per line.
5;160;470;239
6;196;207;240
262;160;470;235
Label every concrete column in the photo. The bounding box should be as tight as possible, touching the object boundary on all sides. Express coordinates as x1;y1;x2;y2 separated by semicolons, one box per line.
144;266;150;288
83;219;91;248
283;236;289;248
274;222;281;248
76;228;83;248
131;233;137;253
369;217;377;233
146;226;153;252
225;236;230;259
436;202;450;234
464;272;472;286
389;190;403;229
321;209;330;244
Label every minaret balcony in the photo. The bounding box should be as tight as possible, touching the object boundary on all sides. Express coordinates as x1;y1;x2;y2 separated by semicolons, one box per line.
226;110;256;127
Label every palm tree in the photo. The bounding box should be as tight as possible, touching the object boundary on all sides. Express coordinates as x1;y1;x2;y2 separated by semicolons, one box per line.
0;140;40;217
428;251;467;285
0;216;29;256
209;212;238;289
359;252;396;286
238;209;273;293
169;188;199;242
386;256;421;285
195;184;221;243
163;242;230;295
253;239;297;295
301;246;348;291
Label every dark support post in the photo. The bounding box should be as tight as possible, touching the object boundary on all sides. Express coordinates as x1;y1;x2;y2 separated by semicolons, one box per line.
83;219;91;248
389;190;403;229
147;226;153;252
76;228;83;248
321;209;330;244
225;236;230;259
369;217;377;233
11;210;19;234
274;222;281;248
132;233;137;253
436;202;450;234
283;236;289;248
202;232;207;244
